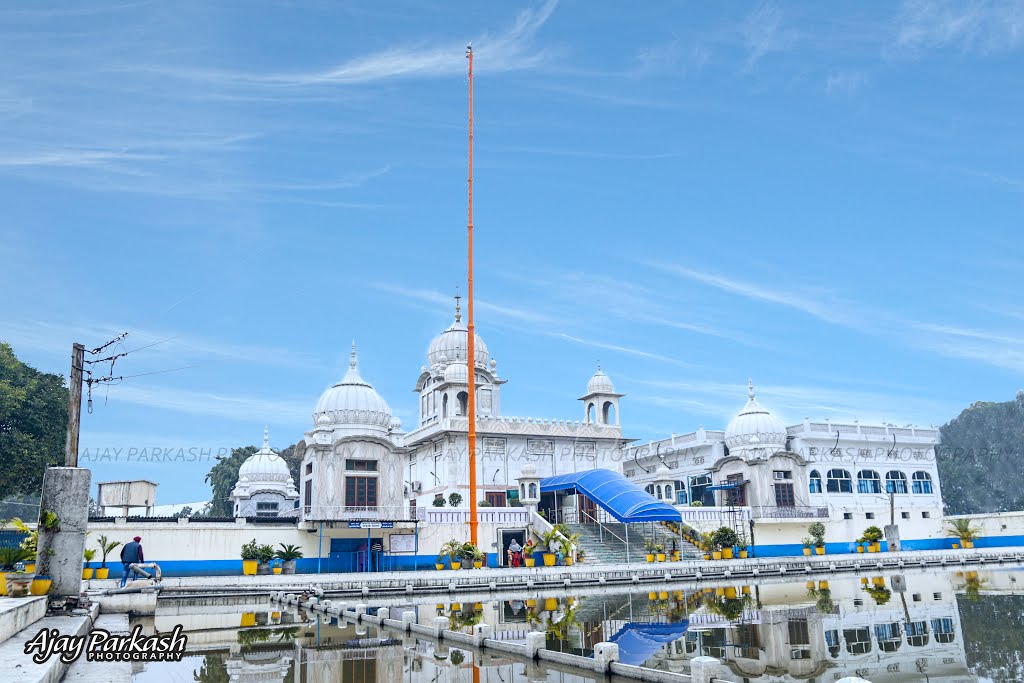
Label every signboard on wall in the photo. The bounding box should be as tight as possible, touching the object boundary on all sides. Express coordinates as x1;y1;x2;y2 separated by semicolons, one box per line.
389;534;416;553
347;521;394;529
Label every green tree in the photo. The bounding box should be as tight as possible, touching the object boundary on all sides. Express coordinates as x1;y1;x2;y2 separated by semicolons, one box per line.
0;343;68;498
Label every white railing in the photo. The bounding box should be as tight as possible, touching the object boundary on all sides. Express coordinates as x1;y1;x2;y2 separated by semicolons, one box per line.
676;506;753;522
302;506;413;521
416;507;529;525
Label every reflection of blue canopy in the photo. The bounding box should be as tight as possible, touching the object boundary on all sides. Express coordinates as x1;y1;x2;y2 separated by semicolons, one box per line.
609;621;690;666
540;470;682;523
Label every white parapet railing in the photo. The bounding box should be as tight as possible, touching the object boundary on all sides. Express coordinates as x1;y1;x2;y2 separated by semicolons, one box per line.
676;506;753;522
417;507;529;525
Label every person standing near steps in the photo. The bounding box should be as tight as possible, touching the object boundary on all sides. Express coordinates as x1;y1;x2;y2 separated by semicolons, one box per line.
120;535;144;587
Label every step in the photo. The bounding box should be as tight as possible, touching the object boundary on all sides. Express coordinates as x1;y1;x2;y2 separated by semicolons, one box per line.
62;614;131;682
0;603;98;683
0;596;48;645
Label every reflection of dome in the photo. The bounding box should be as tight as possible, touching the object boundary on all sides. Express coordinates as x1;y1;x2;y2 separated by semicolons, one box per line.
724;379;787;451
314;341;392;429
427;300;490;368
443;362;468;384
238;427;291;483
586;366;615;394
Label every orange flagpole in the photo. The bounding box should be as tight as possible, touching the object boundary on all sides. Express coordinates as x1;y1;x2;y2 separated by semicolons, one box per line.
466;44;479;546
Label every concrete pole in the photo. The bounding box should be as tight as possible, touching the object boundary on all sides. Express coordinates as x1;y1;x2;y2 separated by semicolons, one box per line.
36;467;91;597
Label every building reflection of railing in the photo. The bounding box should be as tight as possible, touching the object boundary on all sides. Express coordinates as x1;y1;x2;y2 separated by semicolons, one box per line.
750;505;829;519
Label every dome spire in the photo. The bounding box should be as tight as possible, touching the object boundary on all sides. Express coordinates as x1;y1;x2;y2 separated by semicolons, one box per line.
349;339;358;370
340;339;367;385
454;292;462;322
748;377;755;400
263;425;269;451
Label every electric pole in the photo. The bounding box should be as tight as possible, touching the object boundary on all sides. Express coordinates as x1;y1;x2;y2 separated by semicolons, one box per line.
65;343;85;467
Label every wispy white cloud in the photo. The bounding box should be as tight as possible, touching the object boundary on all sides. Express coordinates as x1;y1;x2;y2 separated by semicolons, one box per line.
826;70;869;94
98;382;311;423
910;321;1024;372
741;3;798;69
896;0;1024;54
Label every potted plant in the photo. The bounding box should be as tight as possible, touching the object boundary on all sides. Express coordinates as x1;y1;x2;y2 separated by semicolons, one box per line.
270;558;283;575
855;536;867;553
82;548;97;579
654;543;666;562
435;552;446;570
801;537;813;556
441;539;463;570
468;544;485;569
478;499;491;507
30;574;52;595
241;539;259;575
523;539;536;567
711;527;739;560
432;495;446;507
700;532;714;560
448;492;463;508
275;544;303;574
948;518;981;549
96;535;121;579
808;522;826;556
11;517;38;573
862;526;883;552
0;546;30;594
6;568;32;597
450;649;465;666
863;583;891;605
560;533;580;566
644;538;655;563
541;529;560;566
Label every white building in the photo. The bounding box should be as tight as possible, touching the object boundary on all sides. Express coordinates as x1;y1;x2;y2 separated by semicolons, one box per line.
624;380;944;555
230;427;299;518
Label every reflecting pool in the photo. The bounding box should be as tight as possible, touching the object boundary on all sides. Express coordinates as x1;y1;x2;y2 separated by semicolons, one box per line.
131;565;1024;682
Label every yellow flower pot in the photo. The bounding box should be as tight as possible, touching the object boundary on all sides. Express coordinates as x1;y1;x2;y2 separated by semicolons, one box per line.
715;587;725;596
869;544;880;553
542;555;555;567
544;598;558;611
451;561;462;570
739;551;748;559
721;548;734;560
964;541;975;549
451;603;462;611
271;612;280;620
815;547;825;556
525;558;535;567
712;551;723;560
724;587;737;599
240;613;256;627
952;543;959;549
82;568;94;580
806;580;815;590
672;551;681;561
656;553;666;562
0;572;6;595
872;577;885;587
30;577;52;595
818;580;829;590
272;567;282;575
658;591;669;600
436;563;445;570
857;545;865;553
741;586;751;595
474;603;483;611
473;561;483;569
648;592;658;601
646;554;655;563
525;599;536;607
861;577;869;585
24;563;35;574
703;554;711;560
96;568;109;579
802;548;812;556
242;559;258;575
564;557;574;566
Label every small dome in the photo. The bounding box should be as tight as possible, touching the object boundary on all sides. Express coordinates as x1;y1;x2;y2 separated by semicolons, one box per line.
586;366;616;394
443;362;468;384
427;298;491;368
314;341;393;430
725;379;787;452
655;465;672;481
520;463;538;478
238;427;291;483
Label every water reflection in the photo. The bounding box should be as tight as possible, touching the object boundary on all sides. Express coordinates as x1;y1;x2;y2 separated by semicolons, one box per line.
132;566;1023;683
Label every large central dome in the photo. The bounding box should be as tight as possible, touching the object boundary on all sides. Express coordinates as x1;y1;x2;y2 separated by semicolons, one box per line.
427;300;490;368
314;342;393;430
724;379;787;452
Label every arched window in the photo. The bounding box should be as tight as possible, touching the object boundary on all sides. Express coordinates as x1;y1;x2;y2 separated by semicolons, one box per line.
885;471;908;494
586;403;595;423
645;484;655;496
528;482;537;498
602;400;615;424
826;469;853;493
912;471;933;494
857;470;882;494
442;394;448;418
809;470;822;494
656;485;663;499
663;485;673;500
457;391;468;416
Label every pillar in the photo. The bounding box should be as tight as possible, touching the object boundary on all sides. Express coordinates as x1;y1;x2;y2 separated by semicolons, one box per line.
35;467;91;597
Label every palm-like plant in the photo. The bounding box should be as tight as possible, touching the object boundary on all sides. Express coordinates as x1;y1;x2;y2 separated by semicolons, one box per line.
947;518;981;543
96;535;121;568
274;544;304;561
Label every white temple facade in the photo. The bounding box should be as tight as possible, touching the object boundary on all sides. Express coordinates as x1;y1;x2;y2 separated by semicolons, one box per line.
230;427;299;517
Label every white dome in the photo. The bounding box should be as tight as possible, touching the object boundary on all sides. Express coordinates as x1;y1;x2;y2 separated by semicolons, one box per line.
443;362;468;384
314;341;393;430
427;301;490;368
586;366;616;394
724;380;787;452
239;429;292;483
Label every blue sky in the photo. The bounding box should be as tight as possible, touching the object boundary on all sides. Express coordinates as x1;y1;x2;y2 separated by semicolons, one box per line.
3;1;1023;502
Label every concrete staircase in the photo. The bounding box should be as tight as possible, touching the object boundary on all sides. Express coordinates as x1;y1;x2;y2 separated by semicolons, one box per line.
569;522;703;565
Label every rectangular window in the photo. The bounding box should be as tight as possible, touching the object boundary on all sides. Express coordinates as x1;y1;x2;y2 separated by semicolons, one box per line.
305;463;313;475
773;470;792;480
346;459;378;471
788;618;810;646
866;512;875;519
922;511;931;518
345;476;378;507
304;480;312;508
843;512;853;520
901;511;910;519
774;482;795;507
485;491;506;507
256;502;278;511
725;473;747;506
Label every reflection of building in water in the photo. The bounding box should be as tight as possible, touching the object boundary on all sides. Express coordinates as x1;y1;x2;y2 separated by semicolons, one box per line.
614;571;976;683
225;649;293;683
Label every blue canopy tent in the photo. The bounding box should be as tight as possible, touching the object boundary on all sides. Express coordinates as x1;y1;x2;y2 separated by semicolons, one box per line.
540;470;682;523
608;621;691;666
